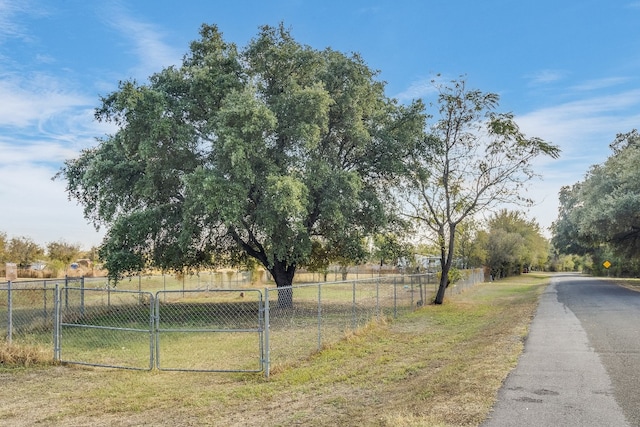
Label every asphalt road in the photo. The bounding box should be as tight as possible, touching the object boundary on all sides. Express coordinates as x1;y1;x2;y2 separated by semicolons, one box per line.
483;273;640;427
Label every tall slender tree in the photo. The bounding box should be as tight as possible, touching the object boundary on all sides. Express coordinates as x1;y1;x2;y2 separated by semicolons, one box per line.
403;79;560;304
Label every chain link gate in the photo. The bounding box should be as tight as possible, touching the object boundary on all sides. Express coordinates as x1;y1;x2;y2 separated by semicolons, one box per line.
154;289;265;372
55;285;155;370
55;287;266;373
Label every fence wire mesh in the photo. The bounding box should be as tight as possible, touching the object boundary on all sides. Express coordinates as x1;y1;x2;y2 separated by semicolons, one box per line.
265;274;436;372
57;287;155;370
1;269;484;375
0;280;62;347
155;289;264;372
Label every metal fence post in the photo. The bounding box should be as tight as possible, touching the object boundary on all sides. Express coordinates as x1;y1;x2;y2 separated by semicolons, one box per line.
376;277;380;320
53;284;60;361
154;292;161;370
393;277;398;318
80;276;85;317
7;280;12;344
43;280;48;322
64;275;69;312
410;275;414;308
352;281;357;330
317;282;322;351
264;287;270;378
163;274;166;303
148;292;155;370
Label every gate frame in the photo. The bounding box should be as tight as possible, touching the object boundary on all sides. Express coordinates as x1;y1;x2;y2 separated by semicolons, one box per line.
54;286;267;373
153;288;265;373
54;284;156;371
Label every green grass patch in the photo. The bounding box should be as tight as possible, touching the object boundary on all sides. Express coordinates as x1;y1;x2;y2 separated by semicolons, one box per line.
0;274;549;426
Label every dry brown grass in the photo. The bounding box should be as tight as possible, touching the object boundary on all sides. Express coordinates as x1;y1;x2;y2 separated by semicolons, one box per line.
608;277;640;292
0;343;53;367
0;274;549;427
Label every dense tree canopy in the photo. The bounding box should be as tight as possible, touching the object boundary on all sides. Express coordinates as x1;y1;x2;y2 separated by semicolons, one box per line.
403;79;560;304
552;130;640;275
477;210;549;279
3;236;44;268
57;24;426;299
47;241;81;266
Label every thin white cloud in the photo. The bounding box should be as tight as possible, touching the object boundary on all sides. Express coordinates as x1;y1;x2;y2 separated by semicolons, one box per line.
0;163;104;247
525;69;567;85
518;89;640;153
0;140;75;165
0;0;49;42
0;0;27;40
0;72;93;128
0;2;115;248
101;5;182;79
515;88;640;234
395;78;436;102
34;53;55;64
395;74;453;102
570;76;631;92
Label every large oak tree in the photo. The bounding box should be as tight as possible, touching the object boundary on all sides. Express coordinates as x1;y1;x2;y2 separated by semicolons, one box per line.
552;130;640;275
57;24;426;305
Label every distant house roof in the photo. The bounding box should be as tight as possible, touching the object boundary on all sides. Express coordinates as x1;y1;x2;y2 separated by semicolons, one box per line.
30;261;47;271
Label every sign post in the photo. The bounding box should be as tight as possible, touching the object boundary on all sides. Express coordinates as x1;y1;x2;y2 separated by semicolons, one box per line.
603;260;611;277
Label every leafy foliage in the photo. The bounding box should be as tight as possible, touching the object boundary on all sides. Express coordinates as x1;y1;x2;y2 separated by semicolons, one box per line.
478;210;549;279
552;130;640;276
46;241;81;266
57;24;426;291
403;79;559;303
4;236;44;268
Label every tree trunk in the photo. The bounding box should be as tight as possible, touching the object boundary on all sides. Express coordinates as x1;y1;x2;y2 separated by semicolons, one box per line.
434;224;457;305
434;264;449;305
340;265;348;281
269;260;297;308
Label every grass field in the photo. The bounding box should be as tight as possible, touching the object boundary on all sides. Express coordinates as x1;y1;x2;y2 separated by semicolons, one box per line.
4;277;424;372
0;273;550;426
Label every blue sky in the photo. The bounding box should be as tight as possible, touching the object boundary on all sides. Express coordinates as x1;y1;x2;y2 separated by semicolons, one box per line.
1;0;640;249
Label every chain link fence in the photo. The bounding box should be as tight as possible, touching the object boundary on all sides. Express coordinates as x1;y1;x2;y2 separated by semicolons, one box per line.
265;274;429;375
154;289;265;372
0;279;62;346
1;269;484;375
56;286;155;370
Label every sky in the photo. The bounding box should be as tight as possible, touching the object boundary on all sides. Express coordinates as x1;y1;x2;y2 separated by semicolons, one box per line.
1;0;640;250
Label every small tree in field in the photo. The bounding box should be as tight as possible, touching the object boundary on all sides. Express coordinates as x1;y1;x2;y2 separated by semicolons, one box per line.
57;24;425;306
403;79;560;304
47;240;81;267
7;236;44;268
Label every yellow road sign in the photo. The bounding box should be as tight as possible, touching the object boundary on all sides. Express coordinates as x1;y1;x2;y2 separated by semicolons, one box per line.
603;260;611;269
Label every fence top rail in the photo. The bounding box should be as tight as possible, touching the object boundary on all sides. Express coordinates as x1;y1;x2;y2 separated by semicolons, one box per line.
0;280;67;289
63;286;155;296
263;273;435;291
156;288;262;294
155;288;263;303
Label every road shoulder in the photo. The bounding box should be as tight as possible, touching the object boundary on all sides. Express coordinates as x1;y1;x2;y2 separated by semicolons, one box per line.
482;279;630;427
